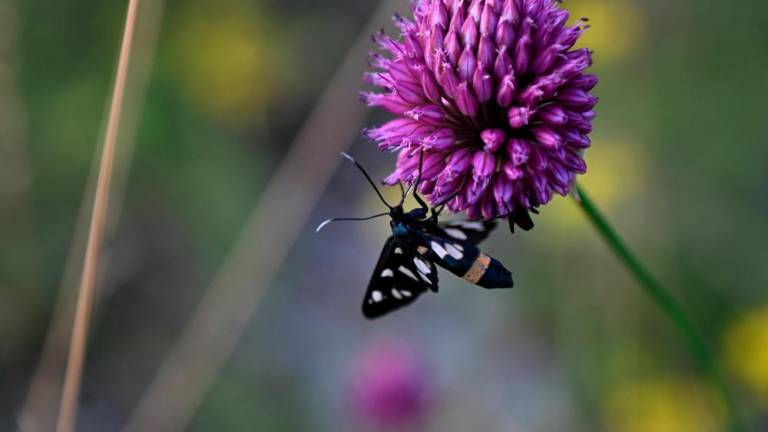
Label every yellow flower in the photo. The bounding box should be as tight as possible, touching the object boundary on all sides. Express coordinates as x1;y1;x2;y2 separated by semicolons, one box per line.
538;136;648;235
568;0;647;64
723;306;768;403
168;0;289;126
604;377;726;432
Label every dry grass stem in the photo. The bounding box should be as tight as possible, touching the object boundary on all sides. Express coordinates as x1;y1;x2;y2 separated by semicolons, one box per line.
17;2;165;429
55;1;141;431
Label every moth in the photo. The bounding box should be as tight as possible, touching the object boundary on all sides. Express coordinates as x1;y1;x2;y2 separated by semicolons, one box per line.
317;152;514;319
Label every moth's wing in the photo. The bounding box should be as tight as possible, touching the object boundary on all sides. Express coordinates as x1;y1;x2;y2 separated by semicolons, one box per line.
508;209;534;233
362;237;438;319
420;233;513;289
436;220;497;244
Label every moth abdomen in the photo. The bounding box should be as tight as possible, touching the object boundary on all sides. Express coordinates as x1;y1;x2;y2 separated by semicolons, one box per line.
470;255;514;289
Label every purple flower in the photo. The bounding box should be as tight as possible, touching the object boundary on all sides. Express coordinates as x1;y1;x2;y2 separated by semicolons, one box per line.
350;339;431;429
362;0;597;221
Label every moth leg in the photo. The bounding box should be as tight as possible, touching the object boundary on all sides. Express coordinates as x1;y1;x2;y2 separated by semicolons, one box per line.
413;149;424;189
429;207;440;223
413;189;429;213
408;150;430;215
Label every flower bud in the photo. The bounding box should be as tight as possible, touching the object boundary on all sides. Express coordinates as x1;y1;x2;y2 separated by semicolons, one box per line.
481;129;506;152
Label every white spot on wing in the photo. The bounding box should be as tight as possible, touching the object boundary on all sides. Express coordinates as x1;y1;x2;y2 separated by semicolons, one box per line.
445;243;463;259
414;258;431;274
419;272;431;284
398;266;418;281
444;227;468;240
391;289;403;299
394;247;403;255
460;221;484;230
372;291;383;302
381;269;394;278
431;241;448;258
401;290;412;297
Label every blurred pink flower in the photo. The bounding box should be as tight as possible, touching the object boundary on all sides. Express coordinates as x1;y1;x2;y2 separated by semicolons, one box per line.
350;338;431;429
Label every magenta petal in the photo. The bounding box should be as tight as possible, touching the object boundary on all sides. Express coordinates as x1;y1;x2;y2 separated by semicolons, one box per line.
493;176;514;207
461;15;479;49
513;18;533;75
472;69;493;103
506;138;531;165
455;83;478;116
444;147;473;177
458;46;477;81
421;70;442;102
537;105;568;126
472;150;496;177
508;106;532;129
477;36;495;69
532;126;562;149
496;74;516;107
444;30;462;65
480;3;498;36
502;161;524;181
481;128;506;152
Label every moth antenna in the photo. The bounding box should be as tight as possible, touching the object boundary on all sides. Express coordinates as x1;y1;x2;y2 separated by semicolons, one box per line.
315;219;334;233
315;212;390;233
340;152;393;209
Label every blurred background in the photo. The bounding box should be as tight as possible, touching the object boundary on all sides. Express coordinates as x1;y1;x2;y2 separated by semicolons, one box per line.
1;0;767;430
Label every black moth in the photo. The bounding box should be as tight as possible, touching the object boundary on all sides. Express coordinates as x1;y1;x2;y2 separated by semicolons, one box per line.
317;152;514;319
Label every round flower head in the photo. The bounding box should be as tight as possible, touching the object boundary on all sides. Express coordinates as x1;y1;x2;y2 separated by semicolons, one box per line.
349;339;431;428
362;0;597;222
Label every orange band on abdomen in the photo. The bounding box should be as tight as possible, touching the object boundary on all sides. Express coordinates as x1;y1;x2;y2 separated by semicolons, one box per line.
463;253;490;284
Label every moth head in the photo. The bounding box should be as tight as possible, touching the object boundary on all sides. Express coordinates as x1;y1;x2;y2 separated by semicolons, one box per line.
406;207;427;220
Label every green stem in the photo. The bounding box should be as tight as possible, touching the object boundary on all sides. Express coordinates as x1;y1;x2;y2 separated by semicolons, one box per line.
573;184;745;432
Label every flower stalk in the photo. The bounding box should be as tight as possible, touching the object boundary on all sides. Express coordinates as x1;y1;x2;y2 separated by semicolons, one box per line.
573;184;745;432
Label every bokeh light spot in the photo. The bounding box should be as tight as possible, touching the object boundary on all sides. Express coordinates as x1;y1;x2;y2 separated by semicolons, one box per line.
604;377;725;432
568;0;647;64
540;137;648;234
723;305;768;404
169;1;288;126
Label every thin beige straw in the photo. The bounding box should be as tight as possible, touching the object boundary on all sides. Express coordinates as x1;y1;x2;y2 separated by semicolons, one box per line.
17;1;164;429
55;1;141;431
122;1;406;430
